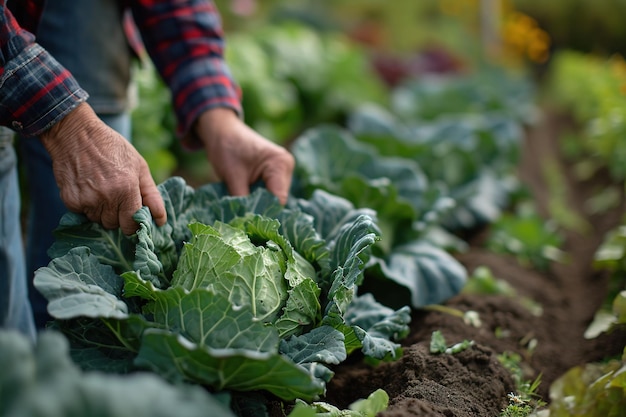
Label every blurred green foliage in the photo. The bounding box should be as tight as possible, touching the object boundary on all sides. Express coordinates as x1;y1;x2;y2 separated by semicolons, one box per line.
225;21;388;144
549;348;626;417
216;0;442;51
485;201;565;271
216;0;484;67
548;50;626;182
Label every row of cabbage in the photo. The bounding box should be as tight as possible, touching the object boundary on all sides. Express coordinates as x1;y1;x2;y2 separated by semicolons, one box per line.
290;68;534;310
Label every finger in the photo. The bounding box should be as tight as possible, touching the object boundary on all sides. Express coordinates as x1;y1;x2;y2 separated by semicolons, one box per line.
225;174;250;198
83;205;106;226
117;189;143;235
139;165;167;227
60;181;122;229
263;171;291;205
118;211;141;235
263;155;295;205
99;205;121;230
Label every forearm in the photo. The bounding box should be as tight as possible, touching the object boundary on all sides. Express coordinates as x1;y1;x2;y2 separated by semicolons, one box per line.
1;4;87;137
0;44;87;137
129;0;241;145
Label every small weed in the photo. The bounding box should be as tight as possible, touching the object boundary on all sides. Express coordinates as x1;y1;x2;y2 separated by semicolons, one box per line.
501;393;534;417
498;352;546;417
429;330;474;355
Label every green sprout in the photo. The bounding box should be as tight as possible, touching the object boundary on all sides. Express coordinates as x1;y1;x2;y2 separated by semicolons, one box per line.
429;330;474;355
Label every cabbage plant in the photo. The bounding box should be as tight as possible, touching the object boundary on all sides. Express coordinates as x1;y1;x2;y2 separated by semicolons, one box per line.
33;177;410;405
0;330;237;417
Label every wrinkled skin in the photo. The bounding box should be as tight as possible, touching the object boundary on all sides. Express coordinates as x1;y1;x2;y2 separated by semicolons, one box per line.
40;103;167;235
40;103;294;235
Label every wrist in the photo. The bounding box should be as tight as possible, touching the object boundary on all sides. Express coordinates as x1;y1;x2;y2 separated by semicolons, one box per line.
196;106;238;130
40;103;101;153
193;107;240;148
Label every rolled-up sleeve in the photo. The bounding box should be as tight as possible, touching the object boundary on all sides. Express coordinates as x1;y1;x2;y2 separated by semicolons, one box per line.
1;4;87;137
129;0;242;147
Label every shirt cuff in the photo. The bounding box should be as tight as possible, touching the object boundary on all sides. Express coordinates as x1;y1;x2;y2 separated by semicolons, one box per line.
0;44;88;137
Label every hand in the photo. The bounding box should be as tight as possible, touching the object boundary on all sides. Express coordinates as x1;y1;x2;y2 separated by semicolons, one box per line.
195;108;295;205
40;103;167;235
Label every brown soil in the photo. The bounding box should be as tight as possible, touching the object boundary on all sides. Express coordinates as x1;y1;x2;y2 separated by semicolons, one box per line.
314;109;626;416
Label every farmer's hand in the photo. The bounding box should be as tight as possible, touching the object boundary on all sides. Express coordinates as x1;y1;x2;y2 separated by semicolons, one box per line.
195;107;295;205
40;102;167;235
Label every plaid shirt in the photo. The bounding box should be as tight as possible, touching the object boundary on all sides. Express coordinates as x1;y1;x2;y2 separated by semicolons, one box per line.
0;0;241;141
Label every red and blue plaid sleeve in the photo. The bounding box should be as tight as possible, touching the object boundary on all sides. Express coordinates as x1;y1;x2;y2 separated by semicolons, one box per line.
129;0;242;147
1;2;88;137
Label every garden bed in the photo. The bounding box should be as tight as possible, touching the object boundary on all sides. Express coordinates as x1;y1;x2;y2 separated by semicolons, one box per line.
10;40;626;415
309;109;626;416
